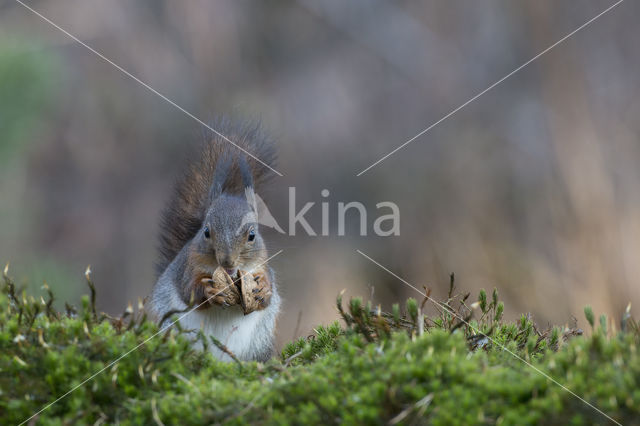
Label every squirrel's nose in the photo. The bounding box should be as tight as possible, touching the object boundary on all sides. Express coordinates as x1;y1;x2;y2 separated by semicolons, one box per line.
218;255;237;272
220;259;238;277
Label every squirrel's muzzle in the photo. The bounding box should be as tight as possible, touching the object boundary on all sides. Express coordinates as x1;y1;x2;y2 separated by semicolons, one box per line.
218;254;238;277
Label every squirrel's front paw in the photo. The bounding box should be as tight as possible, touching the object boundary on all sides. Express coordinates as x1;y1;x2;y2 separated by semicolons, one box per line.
201;269;241;307
239;269;272;315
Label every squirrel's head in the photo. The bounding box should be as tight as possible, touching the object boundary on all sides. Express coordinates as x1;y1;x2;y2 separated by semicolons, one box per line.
194;154;266;276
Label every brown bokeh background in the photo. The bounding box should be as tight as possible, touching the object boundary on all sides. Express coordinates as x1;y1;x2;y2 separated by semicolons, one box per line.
1;0;639;349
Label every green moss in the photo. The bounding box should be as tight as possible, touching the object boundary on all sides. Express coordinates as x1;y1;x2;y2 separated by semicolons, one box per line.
1;270;639;425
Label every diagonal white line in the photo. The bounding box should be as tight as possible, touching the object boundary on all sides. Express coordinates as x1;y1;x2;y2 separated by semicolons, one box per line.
19;250;284;426
14;0;284;177
356;0;624;176
356;249;622;425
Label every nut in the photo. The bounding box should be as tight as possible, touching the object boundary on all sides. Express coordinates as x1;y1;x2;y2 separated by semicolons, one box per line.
201;267;272;314
200;268;241;306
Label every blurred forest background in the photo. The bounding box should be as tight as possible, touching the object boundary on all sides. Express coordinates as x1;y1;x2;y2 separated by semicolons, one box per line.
1;0;639;348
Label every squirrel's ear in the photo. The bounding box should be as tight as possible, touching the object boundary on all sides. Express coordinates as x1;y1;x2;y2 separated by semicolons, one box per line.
209;154;233;201
238;156;257;212
237;156;254;189
245;186;258;213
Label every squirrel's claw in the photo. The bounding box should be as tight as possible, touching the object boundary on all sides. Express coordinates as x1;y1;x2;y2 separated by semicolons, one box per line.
238;268;272;314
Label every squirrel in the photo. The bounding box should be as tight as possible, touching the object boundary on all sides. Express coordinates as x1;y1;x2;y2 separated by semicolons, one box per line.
148;119;280;362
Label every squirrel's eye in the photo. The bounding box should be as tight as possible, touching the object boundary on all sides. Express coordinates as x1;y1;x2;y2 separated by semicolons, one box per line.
248;228;256;242
204;226;211;239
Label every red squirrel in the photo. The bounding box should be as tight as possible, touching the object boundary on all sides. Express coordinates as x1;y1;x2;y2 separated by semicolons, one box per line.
148;119;280;362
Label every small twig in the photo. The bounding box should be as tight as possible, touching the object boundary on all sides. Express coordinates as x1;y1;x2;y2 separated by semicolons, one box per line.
85;266;97;321
420;287;431;312
283;350;304;367
170;372;201;393
3;263;20;308
151;398;165;426
389;393;434;425
447;273;455;299
209;335;242;366
158;306;191;328
336;290;352;326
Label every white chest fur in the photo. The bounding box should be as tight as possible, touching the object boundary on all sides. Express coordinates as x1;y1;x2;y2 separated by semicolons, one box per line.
179;305;268;361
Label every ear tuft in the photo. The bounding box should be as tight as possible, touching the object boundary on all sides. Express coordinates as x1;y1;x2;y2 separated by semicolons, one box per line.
245;186;258;213
237;155;254;189
209;153;233;201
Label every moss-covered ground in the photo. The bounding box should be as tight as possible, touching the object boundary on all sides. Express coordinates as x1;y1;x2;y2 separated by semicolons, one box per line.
1;269;639;425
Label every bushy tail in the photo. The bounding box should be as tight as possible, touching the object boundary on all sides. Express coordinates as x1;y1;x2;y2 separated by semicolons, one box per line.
156;119;277;275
